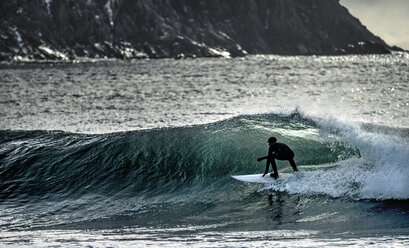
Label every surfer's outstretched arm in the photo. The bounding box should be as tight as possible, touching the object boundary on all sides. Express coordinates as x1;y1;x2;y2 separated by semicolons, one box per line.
257;156;268;162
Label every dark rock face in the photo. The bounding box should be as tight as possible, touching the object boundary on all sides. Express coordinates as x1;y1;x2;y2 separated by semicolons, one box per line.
0;0;397;61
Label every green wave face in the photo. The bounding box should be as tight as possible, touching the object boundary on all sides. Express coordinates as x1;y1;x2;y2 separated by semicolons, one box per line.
0;113;361;201
2;111;408;201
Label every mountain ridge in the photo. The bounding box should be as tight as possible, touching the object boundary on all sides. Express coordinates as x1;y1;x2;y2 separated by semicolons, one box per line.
0;0;400;61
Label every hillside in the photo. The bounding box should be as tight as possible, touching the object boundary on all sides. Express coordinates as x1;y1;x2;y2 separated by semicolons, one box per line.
0;0;395;61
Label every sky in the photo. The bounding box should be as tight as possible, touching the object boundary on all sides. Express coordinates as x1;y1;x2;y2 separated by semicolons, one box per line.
340;0;409;50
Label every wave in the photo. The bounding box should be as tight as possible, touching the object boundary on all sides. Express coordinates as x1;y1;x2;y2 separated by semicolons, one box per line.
263;116;409;200
0;112;408;202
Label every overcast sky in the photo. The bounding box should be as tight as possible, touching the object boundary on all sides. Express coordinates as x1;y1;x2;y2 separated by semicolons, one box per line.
340;0;409;50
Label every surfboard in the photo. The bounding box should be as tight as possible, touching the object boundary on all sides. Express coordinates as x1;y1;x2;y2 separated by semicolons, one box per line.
231;173;289;184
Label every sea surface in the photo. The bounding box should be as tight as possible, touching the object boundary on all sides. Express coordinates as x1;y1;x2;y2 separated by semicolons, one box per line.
0;54;409;247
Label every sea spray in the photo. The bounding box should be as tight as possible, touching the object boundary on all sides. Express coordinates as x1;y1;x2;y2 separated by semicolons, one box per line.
263;116;409;200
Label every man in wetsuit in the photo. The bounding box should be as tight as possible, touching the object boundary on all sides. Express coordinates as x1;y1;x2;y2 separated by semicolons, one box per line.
257;137;298;179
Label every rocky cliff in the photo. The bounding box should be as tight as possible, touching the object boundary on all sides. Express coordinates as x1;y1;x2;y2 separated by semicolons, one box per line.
0;0;396;61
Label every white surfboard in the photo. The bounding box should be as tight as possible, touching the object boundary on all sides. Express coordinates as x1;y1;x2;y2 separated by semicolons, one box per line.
231;173;289;184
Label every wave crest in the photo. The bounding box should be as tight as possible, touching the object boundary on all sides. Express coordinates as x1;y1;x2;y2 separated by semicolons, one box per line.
1;113;407;201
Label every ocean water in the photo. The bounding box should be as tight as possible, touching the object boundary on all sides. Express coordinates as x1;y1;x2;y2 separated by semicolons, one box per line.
0;54;409;247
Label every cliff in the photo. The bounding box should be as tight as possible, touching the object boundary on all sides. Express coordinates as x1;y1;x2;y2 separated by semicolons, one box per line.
0;0;396;61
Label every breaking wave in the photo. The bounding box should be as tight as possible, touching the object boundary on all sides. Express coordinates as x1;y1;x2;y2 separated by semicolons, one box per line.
1;112;408;202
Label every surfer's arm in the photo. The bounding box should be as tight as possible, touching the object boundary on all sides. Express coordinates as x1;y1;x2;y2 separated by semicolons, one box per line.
258;150;278;162
257;156;268;162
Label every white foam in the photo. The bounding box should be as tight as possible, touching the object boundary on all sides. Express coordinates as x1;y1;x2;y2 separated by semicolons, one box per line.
1;228;407;247
264;117;409;200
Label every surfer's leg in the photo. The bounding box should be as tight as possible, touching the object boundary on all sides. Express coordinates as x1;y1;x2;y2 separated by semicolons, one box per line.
289;159;298;172
270;159;278;179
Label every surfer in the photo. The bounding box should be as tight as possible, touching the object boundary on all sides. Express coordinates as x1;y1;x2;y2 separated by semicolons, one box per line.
257;137;298;179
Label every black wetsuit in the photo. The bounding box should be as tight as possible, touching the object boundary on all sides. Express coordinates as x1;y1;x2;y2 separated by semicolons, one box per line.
258;142;298;178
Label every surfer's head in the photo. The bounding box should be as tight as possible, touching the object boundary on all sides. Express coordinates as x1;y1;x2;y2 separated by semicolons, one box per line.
268;137;277;144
